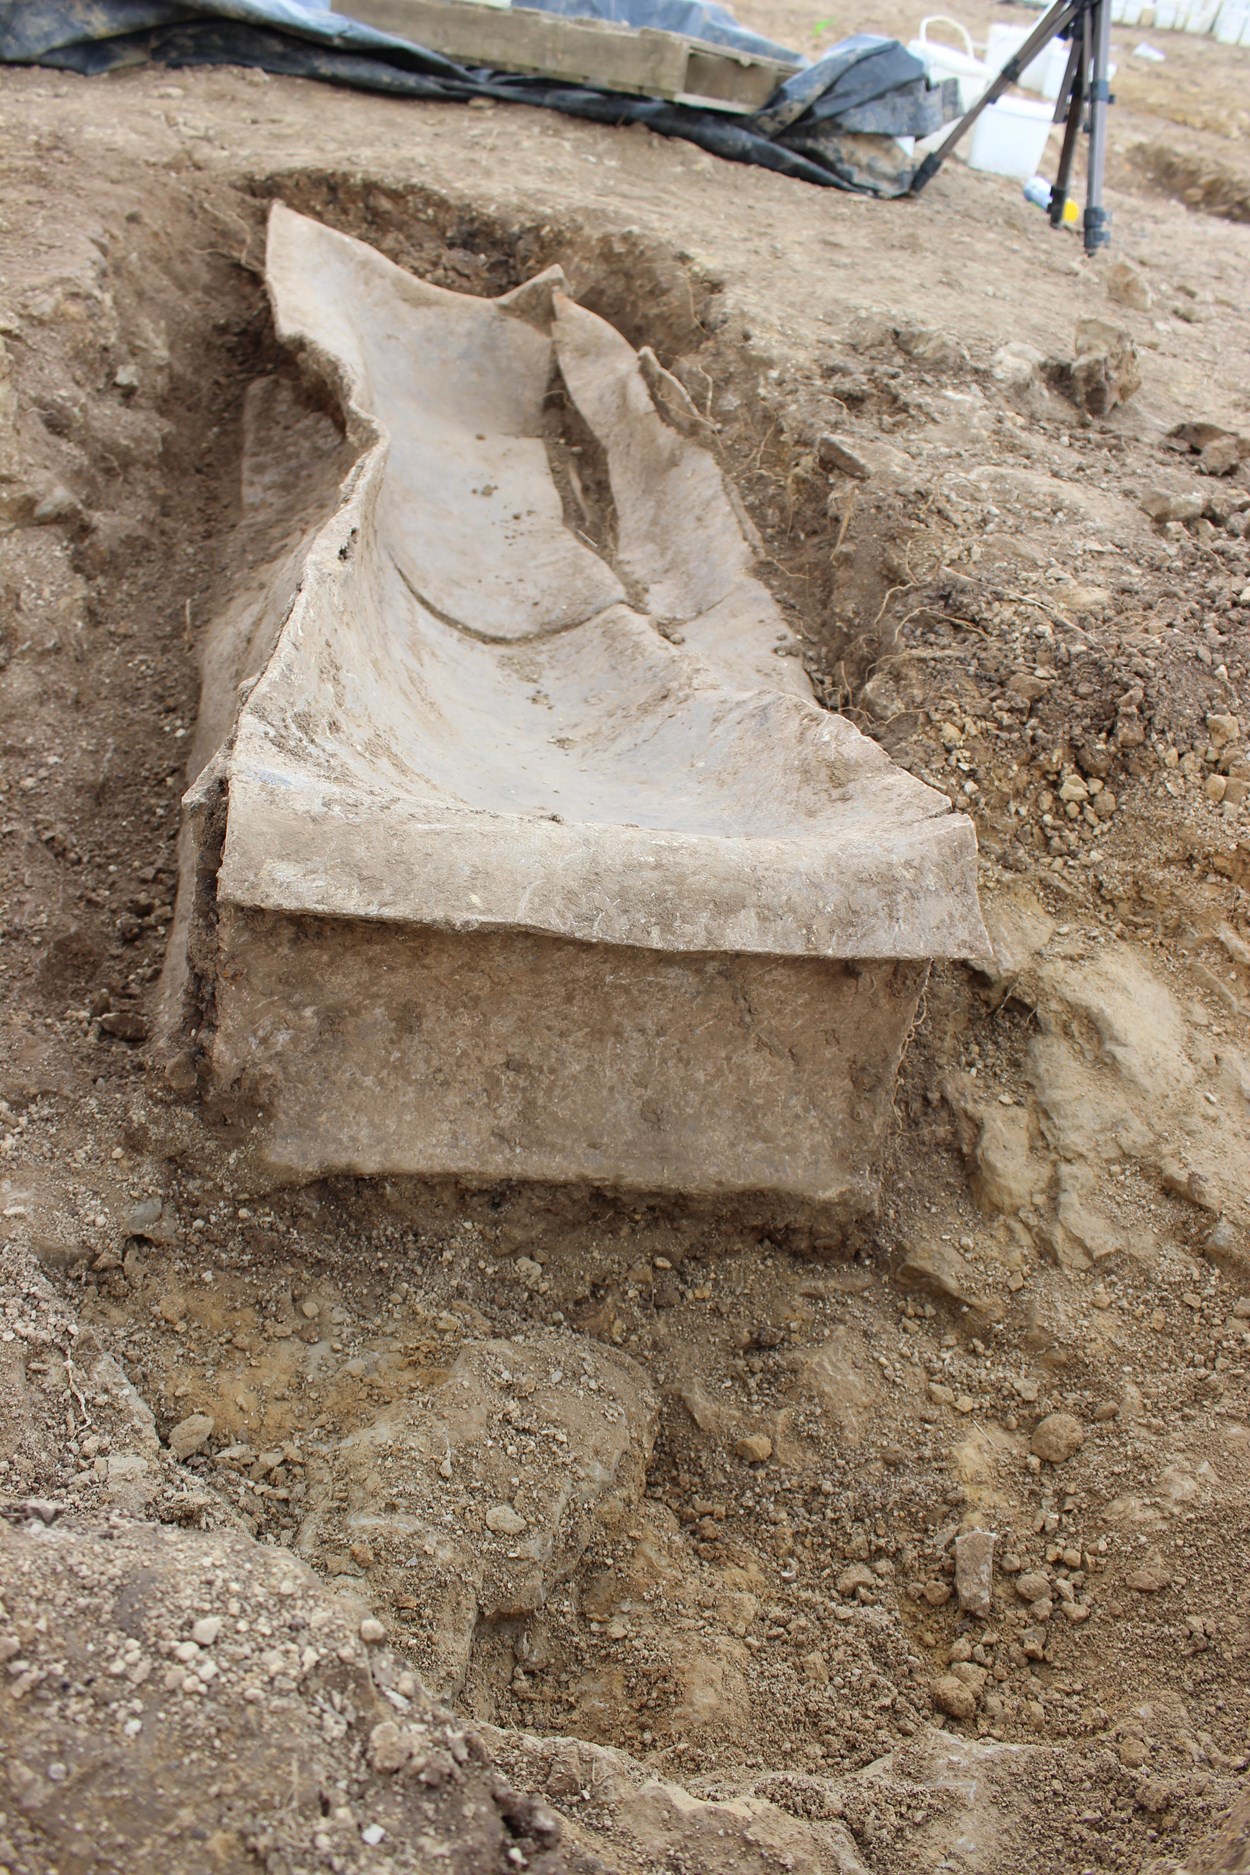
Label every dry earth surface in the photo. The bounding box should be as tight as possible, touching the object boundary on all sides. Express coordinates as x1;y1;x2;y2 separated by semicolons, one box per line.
2;3;1250;1870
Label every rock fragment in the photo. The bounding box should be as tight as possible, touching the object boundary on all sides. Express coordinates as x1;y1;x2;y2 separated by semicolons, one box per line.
369;1720;415;1772
485;1504;527;1537
954;1529;996;1618
816;433;871;480
897;1239;974;1306
166;1413;214;1461
990;340;1045;392
1141;490;1205;524
1069;317;1141;415
733;1433;773;1464
1106;258;1151;311
932;1672;978;1720
1126;1553;1171;1593
837;1562;877;1597
895;325;968;371
1198;433;1241;475
1030;1412;1084;1464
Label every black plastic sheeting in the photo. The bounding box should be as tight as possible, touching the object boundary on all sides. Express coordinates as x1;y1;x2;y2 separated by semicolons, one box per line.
0;0;948;195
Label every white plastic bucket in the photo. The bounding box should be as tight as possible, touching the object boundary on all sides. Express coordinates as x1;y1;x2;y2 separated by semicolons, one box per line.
967;93;1057;177
985;21;1072;97
908;16;990;110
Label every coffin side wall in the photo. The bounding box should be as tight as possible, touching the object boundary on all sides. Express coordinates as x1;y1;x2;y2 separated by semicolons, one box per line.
208;908;928;1221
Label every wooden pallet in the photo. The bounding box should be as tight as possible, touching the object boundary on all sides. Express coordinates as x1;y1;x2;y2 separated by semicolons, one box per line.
334;0;800;111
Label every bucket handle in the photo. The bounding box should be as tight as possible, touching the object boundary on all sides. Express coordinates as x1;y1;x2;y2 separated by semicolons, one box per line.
917;14;976;55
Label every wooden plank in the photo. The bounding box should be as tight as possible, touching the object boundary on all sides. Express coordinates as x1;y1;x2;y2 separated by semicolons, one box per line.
334;0;799;111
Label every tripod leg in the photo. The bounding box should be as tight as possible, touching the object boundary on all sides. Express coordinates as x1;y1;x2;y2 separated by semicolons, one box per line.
1048;38;1084;226
910;0;1079;191
1083;0;1113;251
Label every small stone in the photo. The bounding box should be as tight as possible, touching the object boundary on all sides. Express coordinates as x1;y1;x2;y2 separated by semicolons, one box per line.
1126;1554;1171;1593
816;433;871;480
896;325;967;371
369;1720;413;1773
932;1672;978;1720
1199;435;1241;476
1141;490;1205;525
98;1011;148;1043
922;1578;952;1606
1030;1412;1084;1464
949;1661;988;1695
1020;1626;1048;1661
1010;1376;1040;1403
31;483;80;525
485;1504;527;1536
1207;713;1241;751
837;1562;877;1597
1106;259;1151;312
122;1196;164;1238
191;1616;222;1647
733;1433;773;1464
1119;1737;1149;1768
899;1240;975;1306
1070;318;1141;415
801;1649;829;1684
167;1413;214;1461
359;1618;386;1644
361;1824;385;1847
1006;672;1049;704
990;341;1045;391
954;1529;996;1618
1015;1570;1050;1603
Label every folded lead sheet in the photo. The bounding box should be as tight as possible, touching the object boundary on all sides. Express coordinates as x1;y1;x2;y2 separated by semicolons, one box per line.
160;206;989;1216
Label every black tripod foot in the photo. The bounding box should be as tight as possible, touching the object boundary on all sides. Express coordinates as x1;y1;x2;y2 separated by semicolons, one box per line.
1083;205;1112;253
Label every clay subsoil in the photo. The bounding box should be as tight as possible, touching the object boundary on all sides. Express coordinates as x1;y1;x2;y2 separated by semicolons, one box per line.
2;5;1250;1872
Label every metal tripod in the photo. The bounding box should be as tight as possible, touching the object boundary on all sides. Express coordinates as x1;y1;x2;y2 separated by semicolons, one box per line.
909;0;1115;255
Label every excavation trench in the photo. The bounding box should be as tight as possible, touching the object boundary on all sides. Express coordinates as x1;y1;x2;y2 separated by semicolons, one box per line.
12;164;988;1781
